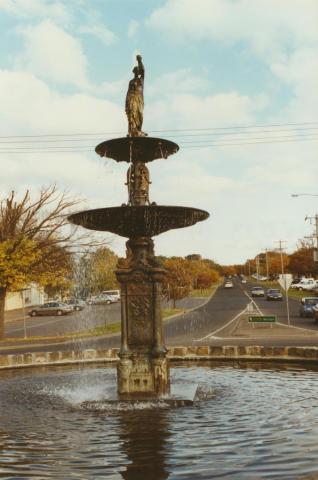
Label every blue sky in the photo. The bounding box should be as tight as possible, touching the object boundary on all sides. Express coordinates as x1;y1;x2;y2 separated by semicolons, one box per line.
0;0;317;264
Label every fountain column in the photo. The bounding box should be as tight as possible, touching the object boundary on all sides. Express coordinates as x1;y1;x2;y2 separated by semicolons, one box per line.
116;157;170;397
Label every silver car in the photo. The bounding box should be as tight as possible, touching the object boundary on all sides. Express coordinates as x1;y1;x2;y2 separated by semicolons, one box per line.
251;286;265;297
28;302;74;317
86;294;115;305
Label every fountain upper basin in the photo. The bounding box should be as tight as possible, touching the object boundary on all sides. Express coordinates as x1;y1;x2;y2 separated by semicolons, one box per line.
95;136;179;162
68;205;209;238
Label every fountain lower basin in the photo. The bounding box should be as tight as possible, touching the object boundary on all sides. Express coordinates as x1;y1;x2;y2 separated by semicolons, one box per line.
1;362;318;479
68;205;209;237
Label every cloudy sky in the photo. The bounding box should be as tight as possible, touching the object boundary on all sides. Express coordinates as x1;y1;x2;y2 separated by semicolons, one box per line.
0;0;317;264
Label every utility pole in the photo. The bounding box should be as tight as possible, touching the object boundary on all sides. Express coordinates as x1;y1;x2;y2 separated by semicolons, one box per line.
264;248;269;279
275;240;290;326
256;255;260;278
305;214;318;263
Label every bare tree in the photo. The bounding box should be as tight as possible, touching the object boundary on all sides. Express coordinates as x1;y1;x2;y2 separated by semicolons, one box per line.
0;185;100;338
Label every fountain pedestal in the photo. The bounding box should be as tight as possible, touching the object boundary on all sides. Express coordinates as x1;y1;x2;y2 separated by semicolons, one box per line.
116;236;169;397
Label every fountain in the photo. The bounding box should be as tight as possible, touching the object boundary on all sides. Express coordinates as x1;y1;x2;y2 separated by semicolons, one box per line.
68;55;209;398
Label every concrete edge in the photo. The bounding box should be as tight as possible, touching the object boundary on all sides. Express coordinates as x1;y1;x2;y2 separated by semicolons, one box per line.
1;345;318;370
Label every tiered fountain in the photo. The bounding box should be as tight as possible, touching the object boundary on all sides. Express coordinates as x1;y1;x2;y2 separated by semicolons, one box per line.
68;55;209;398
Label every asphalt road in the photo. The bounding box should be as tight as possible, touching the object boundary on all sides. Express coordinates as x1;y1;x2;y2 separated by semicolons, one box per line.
1;279;318;355
3;297;203;339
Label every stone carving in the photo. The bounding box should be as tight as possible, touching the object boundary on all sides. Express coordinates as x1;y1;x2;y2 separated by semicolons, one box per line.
126;161;151;206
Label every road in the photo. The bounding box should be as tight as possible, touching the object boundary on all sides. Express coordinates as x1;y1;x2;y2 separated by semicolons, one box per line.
3;297;203;338
1;279;318;355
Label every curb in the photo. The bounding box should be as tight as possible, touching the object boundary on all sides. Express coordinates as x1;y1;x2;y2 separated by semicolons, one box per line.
1;345;318;370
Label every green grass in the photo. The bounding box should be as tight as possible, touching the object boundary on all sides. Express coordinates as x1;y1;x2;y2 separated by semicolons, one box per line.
162;308;184;318
190;280;223;298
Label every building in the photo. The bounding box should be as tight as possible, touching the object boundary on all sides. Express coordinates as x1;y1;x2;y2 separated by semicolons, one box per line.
5;284;45;311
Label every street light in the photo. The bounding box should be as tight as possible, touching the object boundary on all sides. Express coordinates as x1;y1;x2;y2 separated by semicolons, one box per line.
291;193;318;197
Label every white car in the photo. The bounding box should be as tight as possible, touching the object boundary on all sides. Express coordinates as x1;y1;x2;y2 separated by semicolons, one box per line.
291;278;317;291
224;281;233;288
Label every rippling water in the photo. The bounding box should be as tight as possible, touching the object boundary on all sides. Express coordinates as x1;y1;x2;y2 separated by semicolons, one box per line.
1;363;318;479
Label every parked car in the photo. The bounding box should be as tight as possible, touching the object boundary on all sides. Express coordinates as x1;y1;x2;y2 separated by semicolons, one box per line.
65;299;86;311
86;294;115;305
251;286;265;297
299;297;318;318
101;290;120;302
224;281;233;288
266;289;283;301
28;302;73;317
313;305;318;323
291;278;317;291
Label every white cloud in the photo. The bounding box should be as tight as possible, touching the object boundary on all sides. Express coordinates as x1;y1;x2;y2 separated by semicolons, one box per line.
270;47;318;122
147;68;210;97
128;19;139;38
146;91;267;132
79;24;117;46
147;0;318;59
0;0;69;21
17;20;88;88
0;69;125;134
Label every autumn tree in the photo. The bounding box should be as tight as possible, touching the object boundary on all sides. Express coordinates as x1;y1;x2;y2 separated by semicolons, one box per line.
0;186;87;338
221;265;236;277
288;241;318;277
196;268;219;290
163;257;193;307
76;247;118;298
186;257;219;290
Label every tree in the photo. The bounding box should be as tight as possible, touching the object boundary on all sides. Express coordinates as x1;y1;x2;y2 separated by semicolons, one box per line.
221;265;236;277
163;257;192;308
76;247;118;298
288;241;318;277
0;186;85;338
196;268;219;290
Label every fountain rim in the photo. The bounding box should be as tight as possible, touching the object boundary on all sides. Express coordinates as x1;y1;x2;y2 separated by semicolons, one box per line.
68;204;210;238
95;136;179;163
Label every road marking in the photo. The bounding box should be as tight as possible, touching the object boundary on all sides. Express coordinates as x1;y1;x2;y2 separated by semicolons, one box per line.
195;284;266;342
195;307;248;341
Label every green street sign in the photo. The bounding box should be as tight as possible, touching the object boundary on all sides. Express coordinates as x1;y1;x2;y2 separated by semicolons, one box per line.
248;315;277;323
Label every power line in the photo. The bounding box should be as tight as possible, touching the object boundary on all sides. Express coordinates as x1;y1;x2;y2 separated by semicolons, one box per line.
0;126;318;144
0;121;317;139
0;132;316;150
180;133;318;144
0;135;318;154
181;137;318;148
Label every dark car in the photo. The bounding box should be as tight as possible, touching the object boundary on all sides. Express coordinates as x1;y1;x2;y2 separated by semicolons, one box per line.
266;289;283;301
299;297;318;318
29;302;73;317
313;305;318;323
65;299;86;311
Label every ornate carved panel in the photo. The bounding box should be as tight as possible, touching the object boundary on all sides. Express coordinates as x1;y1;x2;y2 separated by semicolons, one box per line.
127;281;153;346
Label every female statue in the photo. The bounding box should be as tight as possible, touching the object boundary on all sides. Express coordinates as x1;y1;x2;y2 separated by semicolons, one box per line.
125;55;147;137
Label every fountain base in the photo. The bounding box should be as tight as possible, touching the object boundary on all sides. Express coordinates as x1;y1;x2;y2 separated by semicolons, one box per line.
117;353;170;397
